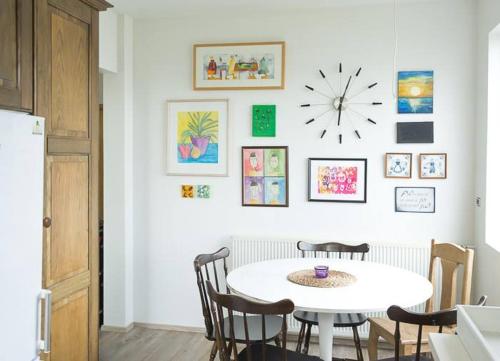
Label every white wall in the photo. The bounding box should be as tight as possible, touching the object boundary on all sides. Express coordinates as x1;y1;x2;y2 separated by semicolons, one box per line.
474;0;500;306
131;0;477;327
102;13;135;328
99;10;118;73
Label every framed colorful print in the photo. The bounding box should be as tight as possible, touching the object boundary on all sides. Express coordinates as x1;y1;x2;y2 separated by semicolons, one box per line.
419;153;447;179
252;105;276;137
181;185;194;198
385;153;412;178
193;42;286;90
308;158;367;203
398;71;434;114
395;187;435;213
166;99;228;176
242;146;288;207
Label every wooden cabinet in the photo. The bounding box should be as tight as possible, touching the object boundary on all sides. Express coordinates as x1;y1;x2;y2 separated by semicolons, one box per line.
34;0;111;360
0;0;33;112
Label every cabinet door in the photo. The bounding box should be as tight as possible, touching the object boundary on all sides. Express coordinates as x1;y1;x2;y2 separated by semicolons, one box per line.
0;0;33;111
35;0;99;360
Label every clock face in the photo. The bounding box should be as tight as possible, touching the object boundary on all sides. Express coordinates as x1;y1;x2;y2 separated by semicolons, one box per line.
301;64;382;144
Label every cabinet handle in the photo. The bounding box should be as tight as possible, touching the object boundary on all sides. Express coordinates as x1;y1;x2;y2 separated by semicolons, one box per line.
38;290;52;353
43;217;52;228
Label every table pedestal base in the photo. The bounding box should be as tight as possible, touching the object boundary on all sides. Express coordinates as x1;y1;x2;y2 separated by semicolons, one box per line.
318;312;334;361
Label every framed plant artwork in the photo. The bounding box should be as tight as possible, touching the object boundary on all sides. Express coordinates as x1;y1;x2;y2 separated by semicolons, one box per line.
242;146;288;207
419;153;447;179
385;153;412;178
193;42;286;90
395;187;435;213
308;158;367;203
166;99;228;176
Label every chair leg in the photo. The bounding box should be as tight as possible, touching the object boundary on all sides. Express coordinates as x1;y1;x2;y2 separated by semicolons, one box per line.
352;326;364;361
296;323;306;352
274;335;282;347
367;326;379;361
209;342;218;361
303;323;312;355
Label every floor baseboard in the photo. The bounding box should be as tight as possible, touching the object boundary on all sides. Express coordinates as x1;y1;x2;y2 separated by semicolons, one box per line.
101;322;392;350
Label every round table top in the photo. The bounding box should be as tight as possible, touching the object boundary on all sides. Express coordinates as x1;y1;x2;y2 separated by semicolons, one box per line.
227;258;433;313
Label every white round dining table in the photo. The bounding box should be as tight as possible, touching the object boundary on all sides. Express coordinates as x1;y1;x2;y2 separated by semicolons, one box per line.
226;258;433;361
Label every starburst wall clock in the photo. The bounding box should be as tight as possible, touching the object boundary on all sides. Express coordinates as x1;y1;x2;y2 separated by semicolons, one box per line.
301;63;382;144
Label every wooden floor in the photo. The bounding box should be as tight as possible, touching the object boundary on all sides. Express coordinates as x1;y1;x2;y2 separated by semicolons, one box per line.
100;327;392;361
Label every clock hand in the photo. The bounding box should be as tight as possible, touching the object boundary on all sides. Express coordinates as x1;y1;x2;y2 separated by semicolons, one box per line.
341;75;353;101
337;76;352;126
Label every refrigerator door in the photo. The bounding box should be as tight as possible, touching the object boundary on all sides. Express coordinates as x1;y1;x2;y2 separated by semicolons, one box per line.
0;110;45;361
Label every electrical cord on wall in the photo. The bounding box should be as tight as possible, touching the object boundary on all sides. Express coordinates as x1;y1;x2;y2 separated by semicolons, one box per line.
392;0;399;99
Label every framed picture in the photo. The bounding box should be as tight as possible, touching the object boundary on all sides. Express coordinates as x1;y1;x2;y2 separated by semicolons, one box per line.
308;158;367;203
252;105;276;137
395;187;435;213
419;153;447;179
385;153;412;178
398;71;434;114
242;146;288;207
166;99;228;176
193;42;286;90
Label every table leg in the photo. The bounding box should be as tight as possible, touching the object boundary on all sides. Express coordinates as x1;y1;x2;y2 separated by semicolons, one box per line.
318;312;334;361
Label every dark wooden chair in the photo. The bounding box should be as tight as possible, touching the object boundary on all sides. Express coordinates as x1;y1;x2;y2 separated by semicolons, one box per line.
194;248;283;361
377;295;487;361
294;241;370;361
206;281;322;361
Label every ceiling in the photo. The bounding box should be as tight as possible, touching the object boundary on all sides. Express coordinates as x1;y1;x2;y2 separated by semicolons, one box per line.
112;0;434;19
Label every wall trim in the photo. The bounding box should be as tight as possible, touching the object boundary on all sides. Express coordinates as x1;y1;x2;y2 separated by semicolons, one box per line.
101;322;392;349
100;323;134;333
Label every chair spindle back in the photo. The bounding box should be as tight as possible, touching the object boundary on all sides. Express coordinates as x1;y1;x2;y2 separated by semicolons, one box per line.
297;241;370;261
194;247;230;340
207;281;294;361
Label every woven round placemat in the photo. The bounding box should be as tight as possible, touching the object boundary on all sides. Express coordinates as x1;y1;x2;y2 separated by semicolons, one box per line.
287;269;357;288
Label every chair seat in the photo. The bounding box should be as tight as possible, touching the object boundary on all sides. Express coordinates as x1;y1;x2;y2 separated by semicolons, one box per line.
369;317;455;346
211;315;282;343
377;356;432;361
293;311;368;327
238;343;322;361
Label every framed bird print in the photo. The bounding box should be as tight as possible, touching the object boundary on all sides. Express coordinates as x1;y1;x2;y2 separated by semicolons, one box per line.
385;153;412;178
193;42;286;90
308;158;367;203
242;146;289;207
419;153;447;179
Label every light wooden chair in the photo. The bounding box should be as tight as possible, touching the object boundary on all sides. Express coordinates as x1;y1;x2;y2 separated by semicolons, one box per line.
367;239;474;361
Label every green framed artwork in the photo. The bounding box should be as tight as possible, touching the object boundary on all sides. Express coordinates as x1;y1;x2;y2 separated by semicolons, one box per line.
252;105;276;137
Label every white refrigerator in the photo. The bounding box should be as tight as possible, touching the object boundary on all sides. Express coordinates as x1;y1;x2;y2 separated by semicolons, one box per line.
0;110;47;361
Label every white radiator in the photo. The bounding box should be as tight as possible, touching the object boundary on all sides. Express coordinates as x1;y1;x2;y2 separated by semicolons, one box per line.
231;237;438;339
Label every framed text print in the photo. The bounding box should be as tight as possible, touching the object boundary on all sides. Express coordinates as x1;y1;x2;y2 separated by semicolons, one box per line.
193;42;286;90
242;146;289;207
308;158;367;203
166;99;228;176
395;187;435;213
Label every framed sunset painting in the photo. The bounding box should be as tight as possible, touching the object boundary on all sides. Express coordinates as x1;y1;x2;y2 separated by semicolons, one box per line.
166;99;228;176
308;158;367;203
193;42;286;90
398;71;434;114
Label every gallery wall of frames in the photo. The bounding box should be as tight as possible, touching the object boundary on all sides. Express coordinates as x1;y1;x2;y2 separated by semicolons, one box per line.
170;42;444;214
132;3;476;327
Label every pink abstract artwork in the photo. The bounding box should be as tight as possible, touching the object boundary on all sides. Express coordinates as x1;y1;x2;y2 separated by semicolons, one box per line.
317;166;358;195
